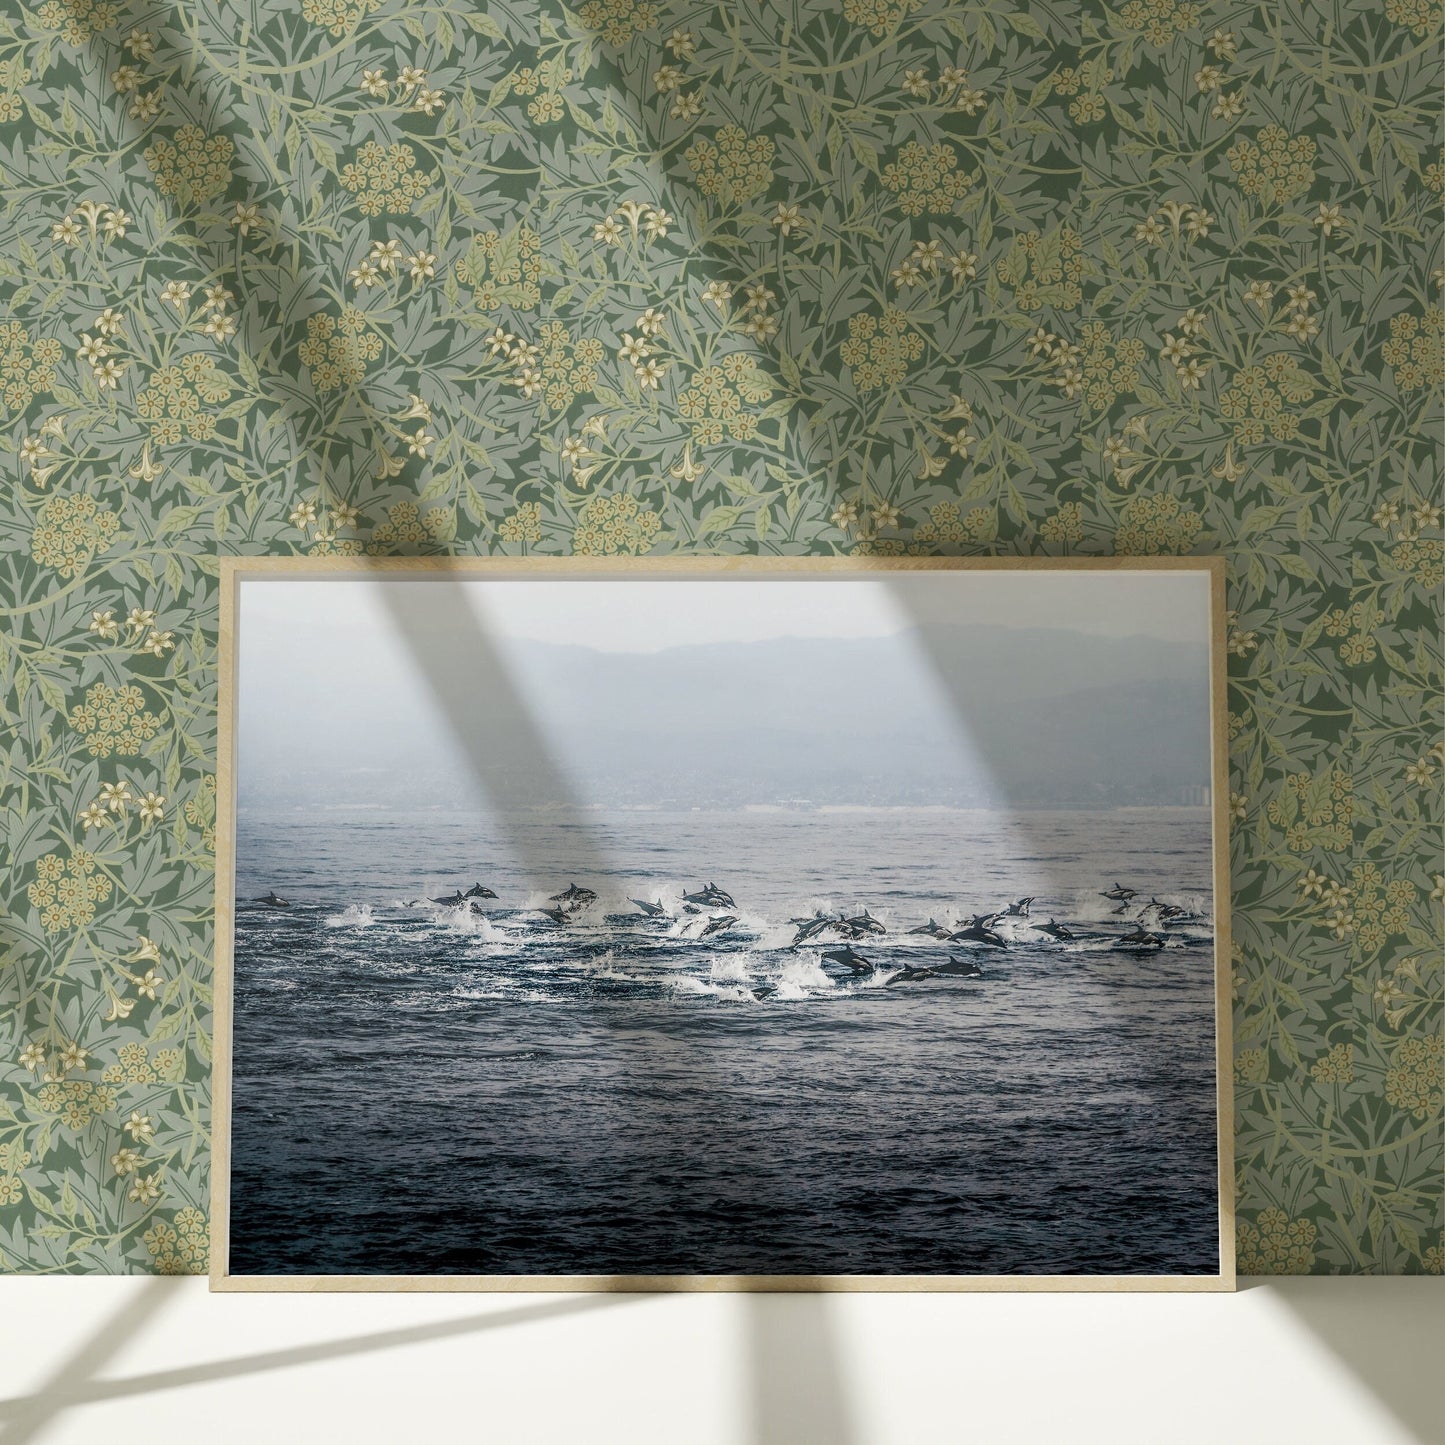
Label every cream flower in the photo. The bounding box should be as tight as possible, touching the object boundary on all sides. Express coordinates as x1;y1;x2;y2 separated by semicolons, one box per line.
128;1173;162;1204
230;202;263;235
700;280;732;311
771;202;805;236
617;334;649;365
99;781;133;812
370;239;404;272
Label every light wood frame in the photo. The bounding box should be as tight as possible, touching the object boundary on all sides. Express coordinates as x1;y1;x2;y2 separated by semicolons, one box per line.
211;555;1235;1293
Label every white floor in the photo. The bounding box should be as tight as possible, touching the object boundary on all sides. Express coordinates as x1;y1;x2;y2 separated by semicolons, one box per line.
0;1278;1439;1444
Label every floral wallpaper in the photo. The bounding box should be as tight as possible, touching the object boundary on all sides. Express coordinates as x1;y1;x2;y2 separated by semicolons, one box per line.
0;0;1440;1276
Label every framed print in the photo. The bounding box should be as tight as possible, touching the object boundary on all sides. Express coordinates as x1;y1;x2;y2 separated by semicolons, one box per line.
211;556;1234;1291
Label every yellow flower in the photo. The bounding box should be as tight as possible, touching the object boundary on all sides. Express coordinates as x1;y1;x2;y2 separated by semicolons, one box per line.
685;125;775;207
339;141;433;216
30;493;119;577
143;124;234;206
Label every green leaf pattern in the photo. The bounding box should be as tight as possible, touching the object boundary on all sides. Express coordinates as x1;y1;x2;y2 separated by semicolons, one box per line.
0;0;1440;1272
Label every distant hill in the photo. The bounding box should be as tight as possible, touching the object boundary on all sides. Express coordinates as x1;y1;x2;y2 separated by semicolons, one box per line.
238;624;1212;810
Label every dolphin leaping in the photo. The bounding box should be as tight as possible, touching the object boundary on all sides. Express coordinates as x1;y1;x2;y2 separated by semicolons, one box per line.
949;914;1008;948
1037;919;1075;941
1003;896;1035;917
550;883;597;909
700;914;738;938
254;890;291;908
885;964;937;985
791;912;834;945
822;945;876;976
631;898;667;917
933;954;984;978
683;882;736;909
836;909;886;938
907;918;952;939
1119;924;1165;948
464;883;498;899
1101;882;1137;901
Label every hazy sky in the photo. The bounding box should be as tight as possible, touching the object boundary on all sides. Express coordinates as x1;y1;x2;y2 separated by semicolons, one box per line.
238;570;1212;655
236;569;1213;808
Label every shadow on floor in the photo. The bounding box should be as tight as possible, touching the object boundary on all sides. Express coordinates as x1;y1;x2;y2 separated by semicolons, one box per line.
1241;1277;1443;1445
0;1288;633;1437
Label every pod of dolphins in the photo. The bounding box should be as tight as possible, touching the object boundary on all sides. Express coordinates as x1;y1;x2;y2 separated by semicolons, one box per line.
247;875;1202;994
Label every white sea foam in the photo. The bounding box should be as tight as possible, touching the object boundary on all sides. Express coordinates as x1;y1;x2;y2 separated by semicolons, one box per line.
709;953;754;985
774;956;834;1000
325;903;375;928
670;975;755;1003
430;904;500;940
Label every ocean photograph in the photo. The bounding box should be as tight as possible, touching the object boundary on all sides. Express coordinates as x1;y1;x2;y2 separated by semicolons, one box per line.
225;569;1224;1278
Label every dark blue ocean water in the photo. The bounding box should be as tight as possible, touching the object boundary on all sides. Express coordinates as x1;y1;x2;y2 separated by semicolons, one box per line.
228;806;1221;1276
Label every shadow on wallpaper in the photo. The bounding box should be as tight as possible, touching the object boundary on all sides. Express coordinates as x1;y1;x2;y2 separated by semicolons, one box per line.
0;0;1438;1290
